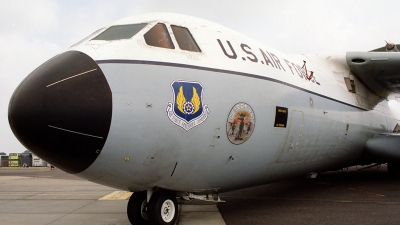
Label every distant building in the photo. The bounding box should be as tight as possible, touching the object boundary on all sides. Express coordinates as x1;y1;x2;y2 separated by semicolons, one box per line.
8;153;21;167
0;155;8;167
32;154;47;167
21;153;33;167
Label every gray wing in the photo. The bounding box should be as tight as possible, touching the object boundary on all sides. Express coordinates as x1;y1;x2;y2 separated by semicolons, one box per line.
346;51;400;97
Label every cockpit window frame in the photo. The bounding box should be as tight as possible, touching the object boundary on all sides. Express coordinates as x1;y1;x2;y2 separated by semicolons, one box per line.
141;22;203;54
71;27;106;47
143;22;175;50
170;25;202;52
91;23;148;41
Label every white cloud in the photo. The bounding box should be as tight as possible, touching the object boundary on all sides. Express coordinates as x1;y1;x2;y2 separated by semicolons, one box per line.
0;0;58;35
0;34;63;94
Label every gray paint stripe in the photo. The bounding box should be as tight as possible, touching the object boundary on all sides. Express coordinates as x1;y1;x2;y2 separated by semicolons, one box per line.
46;68;97;87
96;59;367;111
48;125;103;139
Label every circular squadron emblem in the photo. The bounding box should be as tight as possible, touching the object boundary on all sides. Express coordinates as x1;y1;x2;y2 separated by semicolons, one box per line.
226;102;255;145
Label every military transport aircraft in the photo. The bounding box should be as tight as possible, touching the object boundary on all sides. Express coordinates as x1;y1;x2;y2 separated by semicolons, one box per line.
8;12;400;225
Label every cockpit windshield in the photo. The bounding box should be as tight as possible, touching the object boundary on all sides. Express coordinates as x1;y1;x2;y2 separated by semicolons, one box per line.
92;23;147;41
85;22;202;53
171;25;201;52
144;23;175;49
143;23;201;52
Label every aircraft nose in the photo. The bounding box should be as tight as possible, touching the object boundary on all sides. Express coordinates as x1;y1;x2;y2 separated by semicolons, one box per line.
8;51;112;174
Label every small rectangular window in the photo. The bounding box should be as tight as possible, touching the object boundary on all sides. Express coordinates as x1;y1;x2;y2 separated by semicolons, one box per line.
144;23;175;49
171;25;201;52
274;106;288;128
92;23;147;41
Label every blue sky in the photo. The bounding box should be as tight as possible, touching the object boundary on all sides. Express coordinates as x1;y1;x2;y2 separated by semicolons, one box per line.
1;0;399;154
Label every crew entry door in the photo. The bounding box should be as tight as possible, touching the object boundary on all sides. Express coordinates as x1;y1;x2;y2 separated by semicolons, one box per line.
276;110;304;163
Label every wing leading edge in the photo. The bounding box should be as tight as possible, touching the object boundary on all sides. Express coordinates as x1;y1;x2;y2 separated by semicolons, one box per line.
346;51;400;97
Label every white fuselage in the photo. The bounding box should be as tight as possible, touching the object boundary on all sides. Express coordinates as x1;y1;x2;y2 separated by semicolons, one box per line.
70;13;397;194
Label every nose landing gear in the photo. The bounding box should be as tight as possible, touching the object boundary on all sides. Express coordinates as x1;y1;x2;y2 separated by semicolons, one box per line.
127;190;178;225
148;191;178;225
127;191;148;224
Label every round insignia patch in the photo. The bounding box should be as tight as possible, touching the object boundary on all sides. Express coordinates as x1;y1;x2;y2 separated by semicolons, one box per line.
226;102;255;145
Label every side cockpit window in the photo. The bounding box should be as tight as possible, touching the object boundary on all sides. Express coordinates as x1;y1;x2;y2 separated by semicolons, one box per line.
144;23;175;49
171;25;201;52
92;23;147;41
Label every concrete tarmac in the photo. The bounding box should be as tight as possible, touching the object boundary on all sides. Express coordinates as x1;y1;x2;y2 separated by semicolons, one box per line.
0;168;225;225
218;165;400;225
1;166;399;225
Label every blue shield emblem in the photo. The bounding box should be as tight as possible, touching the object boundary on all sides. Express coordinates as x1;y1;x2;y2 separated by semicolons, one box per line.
166;80;209;131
